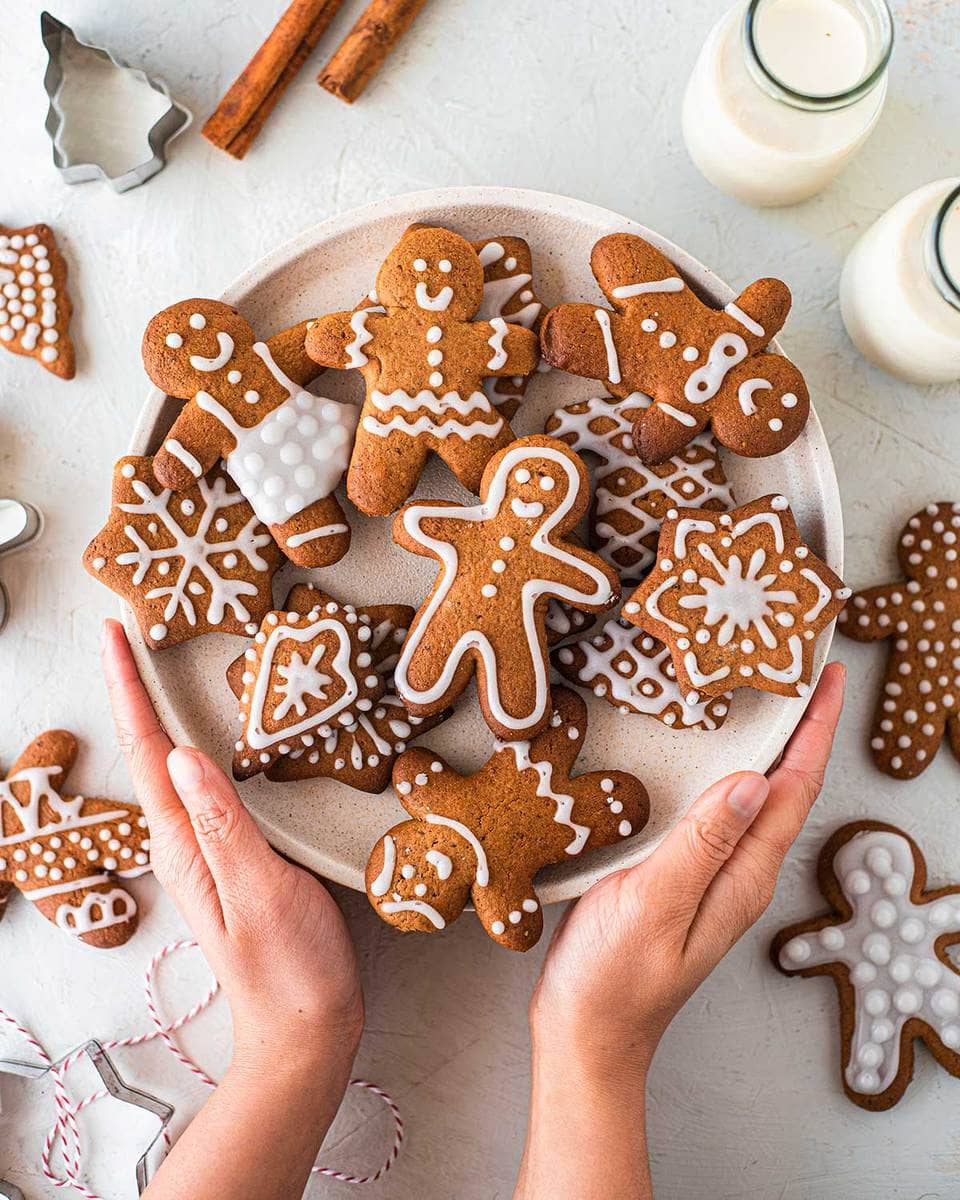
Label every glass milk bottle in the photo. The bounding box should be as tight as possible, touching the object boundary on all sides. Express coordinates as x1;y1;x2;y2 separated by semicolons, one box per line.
840;179;960;384
682;0;893;206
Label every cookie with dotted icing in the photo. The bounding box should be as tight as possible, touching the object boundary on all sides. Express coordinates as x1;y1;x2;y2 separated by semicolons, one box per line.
773;821;960;1111
143;300;355;569
83;456;281;650
0;730;151;949
0;223;75;379
539;232;810;465
365;686;648;951
545;393;735;575
837;502;960;780
624;494;850;698
393;435;620;741
305;225;540;517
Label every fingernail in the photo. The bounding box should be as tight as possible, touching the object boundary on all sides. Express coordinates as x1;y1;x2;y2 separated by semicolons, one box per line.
726;774;769;819
167;747;206;791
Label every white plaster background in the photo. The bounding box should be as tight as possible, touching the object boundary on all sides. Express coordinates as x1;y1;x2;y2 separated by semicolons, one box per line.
0;0;959;1196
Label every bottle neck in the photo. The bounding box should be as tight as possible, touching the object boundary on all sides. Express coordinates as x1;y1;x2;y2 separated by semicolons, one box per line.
925;184;960;314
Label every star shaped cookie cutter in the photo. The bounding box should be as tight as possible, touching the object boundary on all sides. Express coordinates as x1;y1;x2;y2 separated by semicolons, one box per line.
0;499;43;634
0;1180;25;1200
41;12;192;194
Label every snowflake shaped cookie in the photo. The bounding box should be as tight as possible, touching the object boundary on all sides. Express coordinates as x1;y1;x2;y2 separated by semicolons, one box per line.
773;821;960;1111
837;502;960;780
84;457;280;650
625;494;850;698
0;223;75;379
365;687;648;951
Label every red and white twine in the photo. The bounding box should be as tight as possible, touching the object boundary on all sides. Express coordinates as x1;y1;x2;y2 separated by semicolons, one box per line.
0;939;403;1197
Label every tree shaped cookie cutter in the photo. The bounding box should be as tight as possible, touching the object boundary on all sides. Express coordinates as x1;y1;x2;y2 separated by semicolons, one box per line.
0;499;43;634
41;12;192;194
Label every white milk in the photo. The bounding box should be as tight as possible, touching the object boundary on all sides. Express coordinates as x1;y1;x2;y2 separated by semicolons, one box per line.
682;0;892;206
840;179;960;384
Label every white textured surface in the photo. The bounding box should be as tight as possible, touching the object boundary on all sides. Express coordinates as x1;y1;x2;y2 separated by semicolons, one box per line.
0;1;958;1197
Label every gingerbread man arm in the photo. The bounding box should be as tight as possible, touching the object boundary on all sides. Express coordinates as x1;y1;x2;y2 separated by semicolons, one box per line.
391;748;460;820
539;302;627;393
266;318;326;386
532;538;621;610
392;501;465;560
8;728;76;779
837;585;904;642
470;320;539;378
305;310;385;371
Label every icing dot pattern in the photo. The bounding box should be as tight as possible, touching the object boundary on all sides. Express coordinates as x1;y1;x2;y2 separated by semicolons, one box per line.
0;224;74;378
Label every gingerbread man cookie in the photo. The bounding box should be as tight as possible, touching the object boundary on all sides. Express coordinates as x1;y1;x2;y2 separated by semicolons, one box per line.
306;225;540;516
0;731;151;949
143;301;355;568
625;495;849;698
0;223;75;379
539;233;810;464
473;236;545;420
837;502;960;780
773;821;960;1111
365;687;648;951
393;435;620;741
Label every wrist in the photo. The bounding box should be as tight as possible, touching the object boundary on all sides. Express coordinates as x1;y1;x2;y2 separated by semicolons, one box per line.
232;1006;363;1080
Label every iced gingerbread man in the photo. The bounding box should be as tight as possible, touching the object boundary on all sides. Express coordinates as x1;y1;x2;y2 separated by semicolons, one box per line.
306;224;540;516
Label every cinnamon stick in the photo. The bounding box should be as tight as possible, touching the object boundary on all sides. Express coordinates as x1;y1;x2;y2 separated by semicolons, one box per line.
318;0;430;104
204;0;346;159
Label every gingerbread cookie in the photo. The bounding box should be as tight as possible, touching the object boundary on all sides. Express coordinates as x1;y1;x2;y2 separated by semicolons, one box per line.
393;435;620;740
473;236;545;420
539;233;810;464
305;225;540;516
0;731;151;948
773;821;960;1111
143;301;355;568
0;223;75;379
545;393;735;575
837;502;960;780
625;495;849;698
83;457;280;650
365;686;648;951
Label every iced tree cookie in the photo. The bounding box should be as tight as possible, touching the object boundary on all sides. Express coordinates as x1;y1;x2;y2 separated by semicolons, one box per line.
365;687;648;951
393;435;620;741
0;223;75;379
837;502;960;780
305;225;540;516
773;821;960;1111
539;233;810;464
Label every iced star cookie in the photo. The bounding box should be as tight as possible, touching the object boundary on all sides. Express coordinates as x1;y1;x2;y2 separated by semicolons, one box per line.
0;223;75;379
837;502;960;780
83;457;280;650
624;494;850;698
305;224;540;516
539;232;810;464
0;731;151;948
393;436;620;741
365;687;648;951
473;236;545;420
545;393;735;575
143;300;356;568
773;821;960;1111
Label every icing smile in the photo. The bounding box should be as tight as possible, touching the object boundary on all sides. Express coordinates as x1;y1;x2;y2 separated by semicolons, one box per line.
414;282;454;311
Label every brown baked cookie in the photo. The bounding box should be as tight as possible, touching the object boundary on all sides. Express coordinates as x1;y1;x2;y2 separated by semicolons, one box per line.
305;225;540;516
772;820;960;1111
539;233;810;464
473;236;545;420
365;686;648;951
83;456;280;649
837;502;960;780
392;435;620;741
624;494;849;698
0;223;75;379
0;731;151;948
143;301;355;568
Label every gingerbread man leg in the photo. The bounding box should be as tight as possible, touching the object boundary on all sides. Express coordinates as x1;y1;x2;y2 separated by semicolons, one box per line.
433;422;516;496
271;494;351;568
348;423;430;517
868;659;949;779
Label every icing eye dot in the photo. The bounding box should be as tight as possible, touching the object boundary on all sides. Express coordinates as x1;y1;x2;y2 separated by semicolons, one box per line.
438;259;452;272
539;476;555;491
189;313;206;330
413;258;427;272
514;468;531;484
165;332;183;348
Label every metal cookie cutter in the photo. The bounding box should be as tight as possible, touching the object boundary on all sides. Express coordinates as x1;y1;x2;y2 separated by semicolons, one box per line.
0;499;42;634
0;1182;25;1200
41;12;192;194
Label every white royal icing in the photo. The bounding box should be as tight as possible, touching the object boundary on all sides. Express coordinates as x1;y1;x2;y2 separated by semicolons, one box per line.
425;813;489;886
189;331;235;372
55;887;137;935
345;306;386;367
0;232;61;364
611;276;684;299
495;739;590;855
594;309;621;385
487;317;509;370
370;834;396;896
415;283;453;311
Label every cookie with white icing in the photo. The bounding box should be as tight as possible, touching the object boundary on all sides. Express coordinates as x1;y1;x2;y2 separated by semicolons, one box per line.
0;223;75;379
393;435;620;741
539;232;810;464
837;502;960;780
624;494;849;698
773;821;960;1111
83;456;281;650
0;730;151;949
143;300;355;569
305;225;540;516
365;686;648;951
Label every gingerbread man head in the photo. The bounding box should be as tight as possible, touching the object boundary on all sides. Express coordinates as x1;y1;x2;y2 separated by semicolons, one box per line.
375;226;484;320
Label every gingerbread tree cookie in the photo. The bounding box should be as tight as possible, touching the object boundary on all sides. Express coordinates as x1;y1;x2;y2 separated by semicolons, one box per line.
838;502;960;780
625;495;849;699
773;821;960;1111
0;223;75;379
540;233;810;464
365;687;648;951
143;300;356;568
0;731;151;948
393;436;619;741
305;225;540;516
